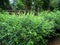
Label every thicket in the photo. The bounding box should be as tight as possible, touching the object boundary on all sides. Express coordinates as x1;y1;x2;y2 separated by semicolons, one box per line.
0;11;60;45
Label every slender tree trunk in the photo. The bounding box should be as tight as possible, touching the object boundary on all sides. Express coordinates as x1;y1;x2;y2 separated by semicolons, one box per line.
25;0;31;14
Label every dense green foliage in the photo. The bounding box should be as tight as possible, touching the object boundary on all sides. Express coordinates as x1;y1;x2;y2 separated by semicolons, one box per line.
0;11;60;45
0;0;60;45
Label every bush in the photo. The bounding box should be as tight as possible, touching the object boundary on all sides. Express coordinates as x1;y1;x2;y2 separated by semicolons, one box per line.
39;11;60;35
0;12;55;45
0;11;60;45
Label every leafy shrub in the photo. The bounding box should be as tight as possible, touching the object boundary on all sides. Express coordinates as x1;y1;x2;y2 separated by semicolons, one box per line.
39;11;60;35
0;13;55;45
0;11;60;45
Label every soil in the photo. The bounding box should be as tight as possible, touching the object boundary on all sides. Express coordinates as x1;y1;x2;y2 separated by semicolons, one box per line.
48;38;60;45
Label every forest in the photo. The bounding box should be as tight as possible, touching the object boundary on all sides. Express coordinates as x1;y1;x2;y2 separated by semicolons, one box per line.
0;0;60;45
0;0;60;11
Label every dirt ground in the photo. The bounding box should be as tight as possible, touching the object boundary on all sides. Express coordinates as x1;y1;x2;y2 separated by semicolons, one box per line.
48;38;60;45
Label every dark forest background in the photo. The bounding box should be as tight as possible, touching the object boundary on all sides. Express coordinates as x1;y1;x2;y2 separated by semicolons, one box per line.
0;0;60;12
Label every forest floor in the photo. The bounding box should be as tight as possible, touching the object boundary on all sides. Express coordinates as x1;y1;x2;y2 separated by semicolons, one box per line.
48;38;60;45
